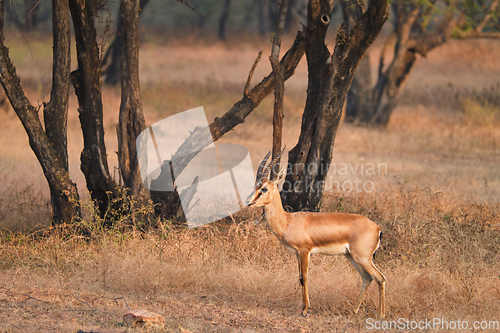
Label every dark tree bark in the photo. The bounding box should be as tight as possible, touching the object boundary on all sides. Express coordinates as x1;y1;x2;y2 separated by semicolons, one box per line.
282;0;389;212
218;0;232;40
102;0;150;86
43;0;74;223
0;0;80;224
152;30;306;221
117;0;149;206
69;0;116;216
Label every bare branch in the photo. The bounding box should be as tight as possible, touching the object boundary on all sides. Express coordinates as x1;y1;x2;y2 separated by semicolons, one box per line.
244;51;262;97
151;30;305;218
65;289;94;311
270;0;289;179
22;294;50;303
177;0;207;18
270;0;289;60
210;29;305;141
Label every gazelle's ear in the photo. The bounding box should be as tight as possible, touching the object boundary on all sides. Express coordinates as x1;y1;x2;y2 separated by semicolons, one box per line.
273;165;287;186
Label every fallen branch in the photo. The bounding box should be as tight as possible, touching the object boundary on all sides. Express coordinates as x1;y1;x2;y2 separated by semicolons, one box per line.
22;294;50;303
65;289;94;311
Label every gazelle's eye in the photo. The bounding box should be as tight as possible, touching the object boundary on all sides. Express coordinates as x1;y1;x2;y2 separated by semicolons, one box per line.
260;188;268;193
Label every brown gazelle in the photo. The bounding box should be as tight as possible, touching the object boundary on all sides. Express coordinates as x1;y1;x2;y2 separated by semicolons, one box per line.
246;149;386;318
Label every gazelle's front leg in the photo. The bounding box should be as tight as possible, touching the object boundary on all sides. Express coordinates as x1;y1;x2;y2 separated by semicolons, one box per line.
297;250;311;316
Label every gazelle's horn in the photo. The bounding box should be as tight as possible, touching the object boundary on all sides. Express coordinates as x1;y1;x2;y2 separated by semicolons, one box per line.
262;146;286;181
256;151;271;183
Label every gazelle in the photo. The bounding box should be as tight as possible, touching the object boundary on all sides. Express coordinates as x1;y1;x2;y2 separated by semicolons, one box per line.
246;149;386;318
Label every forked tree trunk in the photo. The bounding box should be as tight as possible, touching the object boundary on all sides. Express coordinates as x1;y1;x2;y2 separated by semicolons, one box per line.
117;0;150;207
282;0;389;212
69;0;117;216
0;0;80;224
346;2;454;127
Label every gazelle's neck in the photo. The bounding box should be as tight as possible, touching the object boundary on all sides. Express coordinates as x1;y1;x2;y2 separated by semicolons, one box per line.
264;191;289;240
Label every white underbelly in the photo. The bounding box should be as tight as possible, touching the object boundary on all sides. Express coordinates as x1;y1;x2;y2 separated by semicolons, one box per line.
311;243;349;255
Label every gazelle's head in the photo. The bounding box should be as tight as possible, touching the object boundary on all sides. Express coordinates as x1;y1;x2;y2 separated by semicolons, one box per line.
246;148;286;207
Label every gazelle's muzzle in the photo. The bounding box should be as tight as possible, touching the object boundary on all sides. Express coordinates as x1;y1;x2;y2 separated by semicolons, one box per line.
245;191;257;206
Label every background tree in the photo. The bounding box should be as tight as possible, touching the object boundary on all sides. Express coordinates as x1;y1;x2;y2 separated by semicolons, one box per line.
345;0;500;127
24;0;39;30
218;0;232;40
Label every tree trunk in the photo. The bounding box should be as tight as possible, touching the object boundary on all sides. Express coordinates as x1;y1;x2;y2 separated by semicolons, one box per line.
69;0;116;216
0;0;80;225
117;0;149;207
43;0;75;224
282;0;389;212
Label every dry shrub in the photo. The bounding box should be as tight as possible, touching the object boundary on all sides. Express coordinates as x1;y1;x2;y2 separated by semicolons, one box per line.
1;186;499;325
0;185;50;232
461;97;500;127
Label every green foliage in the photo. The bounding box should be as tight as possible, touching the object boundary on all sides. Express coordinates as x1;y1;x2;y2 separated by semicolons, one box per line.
73;188;154;237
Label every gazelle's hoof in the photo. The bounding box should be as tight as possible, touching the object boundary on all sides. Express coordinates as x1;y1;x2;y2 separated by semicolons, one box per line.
301;310;308;317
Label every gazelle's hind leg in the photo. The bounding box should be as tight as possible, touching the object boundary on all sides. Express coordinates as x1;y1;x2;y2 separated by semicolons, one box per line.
360;260;386;318
345;254;373;315
352;255;386;318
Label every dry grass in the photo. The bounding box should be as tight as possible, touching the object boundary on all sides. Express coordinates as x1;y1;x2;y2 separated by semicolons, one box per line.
1;32;500;332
